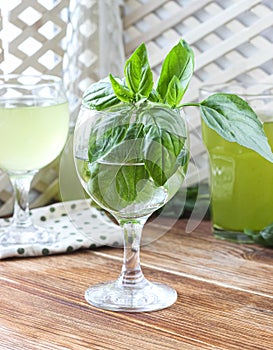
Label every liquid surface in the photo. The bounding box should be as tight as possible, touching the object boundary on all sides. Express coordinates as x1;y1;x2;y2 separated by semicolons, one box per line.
202;121;273;231
0;98;69;172
76;158;186;219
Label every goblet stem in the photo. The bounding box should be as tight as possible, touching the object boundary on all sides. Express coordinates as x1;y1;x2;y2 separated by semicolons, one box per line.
9;171;37;228
117;219;146;287
84;216;177;312
0;170;58;245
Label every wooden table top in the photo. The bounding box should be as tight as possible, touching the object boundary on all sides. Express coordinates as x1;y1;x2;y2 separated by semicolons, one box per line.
1;218;273;350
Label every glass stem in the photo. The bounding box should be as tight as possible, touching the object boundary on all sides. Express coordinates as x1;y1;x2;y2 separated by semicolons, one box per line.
9;171;36;228
118;219;147;287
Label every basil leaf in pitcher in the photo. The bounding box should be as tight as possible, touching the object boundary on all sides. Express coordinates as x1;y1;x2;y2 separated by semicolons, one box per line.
200;93;273;163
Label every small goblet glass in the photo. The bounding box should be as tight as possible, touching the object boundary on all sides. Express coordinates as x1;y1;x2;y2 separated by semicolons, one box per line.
0;74;69;245
74;102;189;312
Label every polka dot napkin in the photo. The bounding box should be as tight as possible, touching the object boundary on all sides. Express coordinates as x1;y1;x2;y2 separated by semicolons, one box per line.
0;200;123;259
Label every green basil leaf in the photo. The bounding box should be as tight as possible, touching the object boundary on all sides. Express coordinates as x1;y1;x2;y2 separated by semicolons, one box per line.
82;77;121;110
97;130;148;203
88;124;128;164
87;162;129;211
244;224;273;247
109;74;134;103
148;89;160;103
200;93;273;163
116;163;149;202
102;135;144;164
124;43;153;100
143;127;187;186
124;122;145;141
141;104;188;186
156;39;194;104
260;223;273;245
87;111;147;205
165;76;184;108
88;105;133;163
87;159;150;209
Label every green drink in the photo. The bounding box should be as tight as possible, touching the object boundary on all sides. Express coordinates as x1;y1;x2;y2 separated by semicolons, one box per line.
202;120;273;235
0;98;69;172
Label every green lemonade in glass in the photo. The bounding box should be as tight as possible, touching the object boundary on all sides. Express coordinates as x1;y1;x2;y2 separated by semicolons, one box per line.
202;120;273;234
0;98;69;172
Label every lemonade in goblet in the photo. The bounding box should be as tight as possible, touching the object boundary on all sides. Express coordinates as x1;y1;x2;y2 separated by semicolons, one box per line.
0;74;69;245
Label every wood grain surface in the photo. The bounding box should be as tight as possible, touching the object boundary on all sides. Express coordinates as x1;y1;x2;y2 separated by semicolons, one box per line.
0;219;273;350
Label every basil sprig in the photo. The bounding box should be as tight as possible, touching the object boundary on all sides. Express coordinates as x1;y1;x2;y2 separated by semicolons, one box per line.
156;39;194;106
83;38;273;163
244;224;273;247
83;39;194;108
200;93;273;162
85;102;188;210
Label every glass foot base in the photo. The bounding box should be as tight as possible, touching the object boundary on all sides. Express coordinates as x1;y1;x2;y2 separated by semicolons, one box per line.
85;279;177;312
0;224;58;246
213;228;254;244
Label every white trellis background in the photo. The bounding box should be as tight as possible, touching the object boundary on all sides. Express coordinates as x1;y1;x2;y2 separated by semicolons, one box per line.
1;0;273;215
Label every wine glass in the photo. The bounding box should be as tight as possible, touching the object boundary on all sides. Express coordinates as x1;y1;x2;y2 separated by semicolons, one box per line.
74;102;189;312
0;74;69;245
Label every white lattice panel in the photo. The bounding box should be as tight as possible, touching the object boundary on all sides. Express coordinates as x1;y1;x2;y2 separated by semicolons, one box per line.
0;0;69;216
122;0;273;185
0;0;69;75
